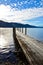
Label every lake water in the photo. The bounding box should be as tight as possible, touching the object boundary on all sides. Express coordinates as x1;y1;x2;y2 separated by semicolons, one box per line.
0;28;15;53
0;28;16;64
27;28;43;42
0;28;27;65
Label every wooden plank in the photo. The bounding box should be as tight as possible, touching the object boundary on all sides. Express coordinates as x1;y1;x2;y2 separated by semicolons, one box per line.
16;31;43;65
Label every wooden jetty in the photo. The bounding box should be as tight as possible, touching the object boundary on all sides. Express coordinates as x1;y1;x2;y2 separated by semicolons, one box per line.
13;28;43;65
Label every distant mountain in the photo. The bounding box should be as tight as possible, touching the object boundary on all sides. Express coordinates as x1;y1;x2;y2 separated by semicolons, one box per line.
0;20;43;28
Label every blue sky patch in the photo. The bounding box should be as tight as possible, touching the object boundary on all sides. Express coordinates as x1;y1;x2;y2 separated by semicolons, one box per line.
0;0;43;26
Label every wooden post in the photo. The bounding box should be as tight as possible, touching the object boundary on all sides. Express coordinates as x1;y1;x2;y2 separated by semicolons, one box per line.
25;28;27;35
13;28;16;39
22;28;23;33
19;28;21;32
13;28;20;50
20;28;21;32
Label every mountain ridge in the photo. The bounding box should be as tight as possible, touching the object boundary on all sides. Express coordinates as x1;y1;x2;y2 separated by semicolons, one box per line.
0;20;43;28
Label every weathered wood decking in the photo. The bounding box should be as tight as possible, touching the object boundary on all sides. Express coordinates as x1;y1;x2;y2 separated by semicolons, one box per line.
16;30;43;65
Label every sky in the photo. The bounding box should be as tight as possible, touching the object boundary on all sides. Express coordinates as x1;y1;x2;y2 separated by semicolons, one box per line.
0;0;43;26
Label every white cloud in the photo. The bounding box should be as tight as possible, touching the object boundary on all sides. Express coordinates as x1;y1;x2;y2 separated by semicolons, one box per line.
14;3;17;6
0;5;11;18
0;4;43;24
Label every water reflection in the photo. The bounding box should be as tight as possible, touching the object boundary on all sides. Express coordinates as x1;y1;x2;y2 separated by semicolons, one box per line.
0;35;7;48
0;28;15;53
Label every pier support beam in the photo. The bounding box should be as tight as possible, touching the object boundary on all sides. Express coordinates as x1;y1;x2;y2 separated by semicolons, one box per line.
13;28;21;50
13;28;16;39
25;28;27;35
22;28;23;33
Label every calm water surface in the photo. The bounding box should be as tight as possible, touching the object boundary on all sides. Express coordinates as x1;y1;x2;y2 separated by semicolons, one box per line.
0;28;15;53
27;28;43;42
0;28;27;65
